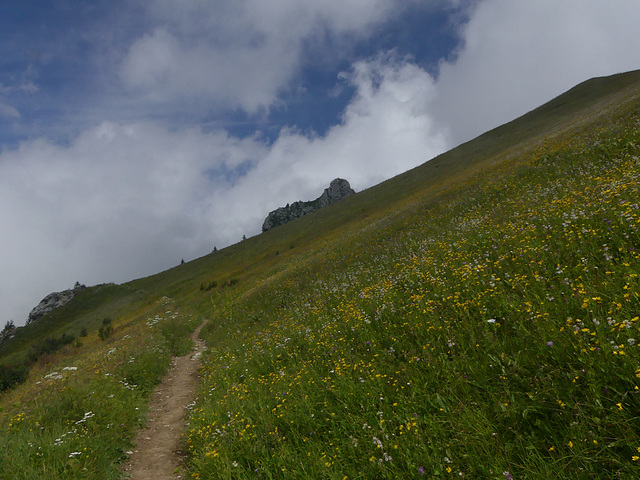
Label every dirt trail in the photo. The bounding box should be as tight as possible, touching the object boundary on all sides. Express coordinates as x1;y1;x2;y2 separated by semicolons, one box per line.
122;321;207;479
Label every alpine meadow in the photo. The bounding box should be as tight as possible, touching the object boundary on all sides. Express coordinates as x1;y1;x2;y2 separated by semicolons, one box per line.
3;69;640;479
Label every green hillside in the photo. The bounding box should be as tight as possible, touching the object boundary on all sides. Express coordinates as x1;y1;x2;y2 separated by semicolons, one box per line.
2;69;640;479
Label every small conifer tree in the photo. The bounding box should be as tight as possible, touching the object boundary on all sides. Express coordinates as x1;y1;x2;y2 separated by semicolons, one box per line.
98;318;113;341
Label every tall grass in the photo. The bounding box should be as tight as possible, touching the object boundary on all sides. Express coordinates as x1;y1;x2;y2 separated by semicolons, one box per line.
0;298;199;479
186;105;640;478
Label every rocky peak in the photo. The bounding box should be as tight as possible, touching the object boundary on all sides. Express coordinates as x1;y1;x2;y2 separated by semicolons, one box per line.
262;178;356;232
27;282;86;325
317;178;357;209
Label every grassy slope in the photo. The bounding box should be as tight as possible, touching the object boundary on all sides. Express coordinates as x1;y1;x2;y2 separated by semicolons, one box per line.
184;73;640;479
4;70;640;357
1;69;640;479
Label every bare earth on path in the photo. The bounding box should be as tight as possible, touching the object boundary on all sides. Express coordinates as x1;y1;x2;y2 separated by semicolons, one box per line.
122;321;207;479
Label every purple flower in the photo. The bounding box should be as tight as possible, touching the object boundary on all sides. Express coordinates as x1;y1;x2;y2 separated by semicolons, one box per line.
504;472;514;480
418;466;425;476
546;341;554;347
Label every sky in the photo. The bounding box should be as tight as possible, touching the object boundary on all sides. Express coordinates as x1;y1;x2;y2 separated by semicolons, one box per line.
2;0;640;327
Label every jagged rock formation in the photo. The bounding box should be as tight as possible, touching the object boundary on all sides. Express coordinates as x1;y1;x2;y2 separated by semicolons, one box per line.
262;178;356;232
27;282;86;325
0;324;16;345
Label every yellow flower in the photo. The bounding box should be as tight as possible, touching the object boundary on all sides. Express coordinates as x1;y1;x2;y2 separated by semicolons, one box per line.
568;441;574;448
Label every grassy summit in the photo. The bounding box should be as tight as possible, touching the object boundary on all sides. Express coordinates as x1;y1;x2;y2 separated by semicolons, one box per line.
2;69;640;479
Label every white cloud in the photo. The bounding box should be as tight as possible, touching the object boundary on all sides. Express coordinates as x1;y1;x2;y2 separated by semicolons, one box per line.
0;53;445;326
216;53;448;228
0;123;267;324
120;25;299;112
119;0;406;112
0;102;20;119
432;0;640;145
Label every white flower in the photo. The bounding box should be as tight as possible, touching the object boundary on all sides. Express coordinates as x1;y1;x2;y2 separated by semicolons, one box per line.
487;319;496;324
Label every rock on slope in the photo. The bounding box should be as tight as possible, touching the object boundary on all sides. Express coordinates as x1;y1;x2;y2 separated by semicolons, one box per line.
262;178;356;232
27;282;86;324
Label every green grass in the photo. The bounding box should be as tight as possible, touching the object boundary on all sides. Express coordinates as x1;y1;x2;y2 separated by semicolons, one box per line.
0;284;154;365
186;87;640;478
2;69;640;479
0;298;199;479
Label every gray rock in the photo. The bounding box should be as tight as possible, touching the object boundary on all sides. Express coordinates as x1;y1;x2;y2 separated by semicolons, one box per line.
0;327;16;345
316;178;357;209
262;178;356;232
27;282;86;325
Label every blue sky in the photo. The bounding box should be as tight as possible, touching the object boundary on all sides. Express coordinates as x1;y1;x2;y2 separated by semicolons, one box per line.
0;0;462;145
2;0;640;326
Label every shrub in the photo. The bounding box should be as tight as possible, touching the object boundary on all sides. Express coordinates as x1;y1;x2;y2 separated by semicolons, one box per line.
0;363;29;392
27;333;76;363
200;280;218;292
98;318;113;341
220;278;239;288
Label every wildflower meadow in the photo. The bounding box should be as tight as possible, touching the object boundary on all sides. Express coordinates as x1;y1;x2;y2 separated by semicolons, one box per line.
0;298;199;479
1;74;640;479
187;102;640;478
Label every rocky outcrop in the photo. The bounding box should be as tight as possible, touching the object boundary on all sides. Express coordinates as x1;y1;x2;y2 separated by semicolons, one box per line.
27;282;86;325
262;178;356;232
316;177;358;209
0;325;17;345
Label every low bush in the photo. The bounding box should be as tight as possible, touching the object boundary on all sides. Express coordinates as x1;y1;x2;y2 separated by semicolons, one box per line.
0;363;29;392
200;280;218;292
98;318;113;341
28;334;75;363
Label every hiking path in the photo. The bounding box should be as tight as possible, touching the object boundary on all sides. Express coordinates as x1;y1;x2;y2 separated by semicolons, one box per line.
122;320;207;479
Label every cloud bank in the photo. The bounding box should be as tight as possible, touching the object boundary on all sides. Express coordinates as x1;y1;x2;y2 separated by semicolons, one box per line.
432;0;640;144
119;0;405;112
2;0;640;326
0;54;445;325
